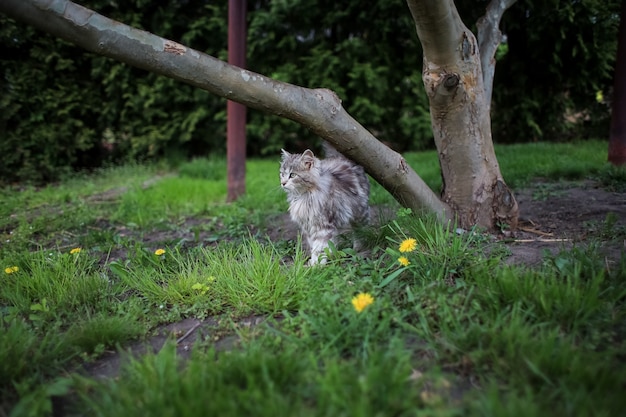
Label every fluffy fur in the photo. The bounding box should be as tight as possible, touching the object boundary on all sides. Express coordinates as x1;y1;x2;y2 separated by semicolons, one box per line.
280;147;370;264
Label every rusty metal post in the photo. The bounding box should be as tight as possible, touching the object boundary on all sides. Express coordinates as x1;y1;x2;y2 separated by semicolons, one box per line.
609;0;626;166
227;0;247;201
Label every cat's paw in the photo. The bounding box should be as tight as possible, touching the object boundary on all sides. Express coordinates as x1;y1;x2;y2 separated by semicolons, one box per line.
307;254;328;266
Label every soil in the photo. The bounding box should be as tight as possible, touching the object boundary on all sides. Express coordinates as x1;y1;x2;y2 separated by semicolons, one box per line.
506;180;626;267
82;315;269;379
79;179;626;380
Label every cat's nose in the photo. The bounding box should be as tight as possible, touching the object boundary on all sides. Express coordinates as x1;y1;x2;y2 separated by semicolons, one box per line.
281;181;286;187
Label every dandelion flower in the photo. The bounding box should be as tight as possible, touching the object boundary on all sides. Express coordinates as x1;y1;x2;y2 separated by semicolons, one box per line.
70;247;82;254
398;256;410;267
399;238;417;253
351;292;374;313
4;266;19;274
154;249;166;256
596;90;604;103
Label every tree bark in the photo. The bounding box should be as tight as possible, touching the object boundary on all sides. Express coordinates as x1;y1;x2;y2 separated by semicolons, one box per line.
406;0;518;230
0;0;451;223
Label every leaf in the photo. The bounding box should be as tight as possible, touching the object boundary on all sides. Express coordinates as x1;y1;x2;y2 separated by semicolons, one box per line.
9;378;74;417
109;261;129;280
405;285;416;302
377;268;406;288
523;357;555;387
45;377;74;396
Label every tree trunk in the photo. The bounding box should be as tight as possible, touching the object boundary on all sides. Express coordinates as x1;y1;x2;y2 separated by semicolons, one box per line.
406;0;518;229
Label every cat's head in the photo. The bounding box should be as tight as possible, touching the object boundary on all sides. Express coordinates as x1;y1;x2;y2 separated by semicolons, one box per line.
279;149;319;194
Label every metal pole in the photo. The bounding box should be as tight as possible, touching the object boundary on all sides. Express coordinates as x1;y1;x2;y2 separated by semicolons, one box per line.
608;0;626;166
227;0;247;201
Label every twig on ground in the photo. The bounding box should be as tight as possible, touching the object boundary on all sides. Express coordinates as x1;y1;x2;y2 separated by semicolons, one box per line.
513;238;571;243
518;226;553;237
176;322;201;344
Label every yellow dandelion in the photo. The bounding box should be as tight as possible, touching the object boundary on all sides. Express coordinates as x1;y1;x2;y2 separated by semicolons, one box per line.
4;266;19;274
351;292;374;313
154;249;166;256
70;247;82;254
596;90;604;103
399;238;417;253
398;256;410;267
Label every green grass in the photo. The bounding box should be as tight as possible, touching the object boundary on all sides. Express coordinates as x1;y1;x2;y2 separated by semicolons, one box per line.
402;139;616;192
1;140;625;416
494;140;611;189
112;176;228;227
108;240;312;316
0;163;158;221
74;340;429;417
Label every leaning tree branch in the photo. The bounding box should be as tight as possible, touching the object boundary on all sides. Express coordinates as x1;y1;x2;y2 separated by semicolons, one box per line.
477;0;518;112
0;0;452;222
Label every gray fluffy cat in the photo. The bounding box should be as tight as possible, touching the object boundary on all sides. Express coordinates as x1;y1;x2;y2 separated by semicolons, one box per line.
280;147;370;265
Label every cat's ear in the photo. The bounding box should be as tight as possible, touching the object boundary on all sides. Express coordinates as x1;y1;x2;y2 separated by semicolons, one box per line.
281;149;290;160
301;149;315;170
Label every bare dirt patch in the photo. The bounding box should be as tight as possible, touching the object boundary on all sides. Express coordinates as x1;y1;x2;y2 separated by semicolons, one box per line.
506;180;626;266
81;314;271;379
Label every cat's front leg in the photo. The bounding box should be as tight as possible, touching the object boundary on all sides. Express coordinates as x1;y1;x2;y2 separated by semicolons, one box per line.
307;230;335;265
308;238;328;265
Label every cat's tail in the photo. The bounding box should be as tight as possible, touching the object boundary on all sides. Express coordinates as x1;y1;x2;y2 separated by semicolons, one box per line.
321;141;345;160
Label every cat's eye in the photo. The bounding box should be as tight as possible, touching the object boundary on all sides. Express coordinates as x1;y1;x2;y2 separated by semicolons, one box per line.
289;173;297;178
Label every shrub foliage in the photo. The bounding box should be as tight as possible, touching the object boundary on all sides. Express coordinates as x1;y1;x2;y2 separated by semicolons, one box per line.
0;0;619;183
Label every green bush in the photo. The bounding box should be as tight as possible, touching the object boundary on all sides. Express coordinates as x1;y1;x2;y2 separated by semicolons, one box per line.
0;1;230;185
0;23;104;183
0;0;619;184
491;0;618;142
